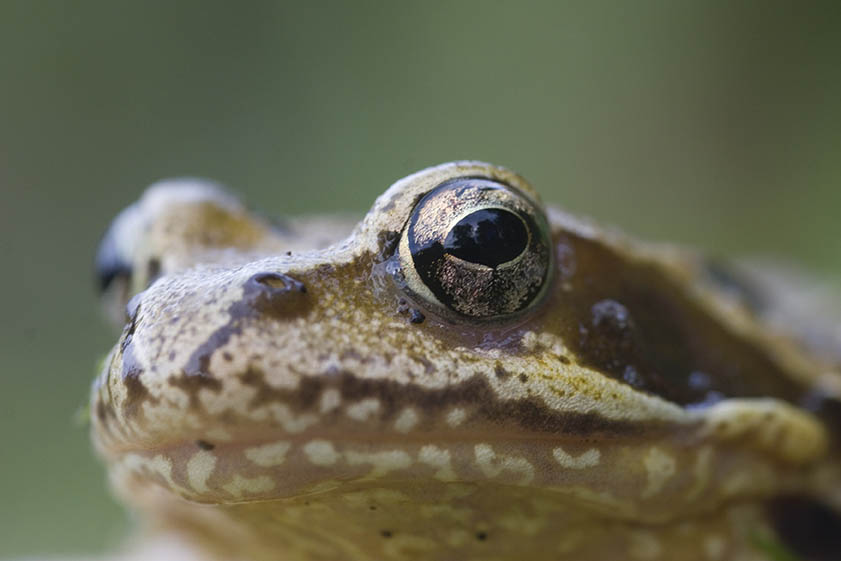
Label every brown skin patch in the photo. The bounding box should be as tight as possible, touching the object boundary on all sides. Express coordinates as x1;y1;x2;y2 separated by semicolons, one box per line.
167;371;223;410
184;272;310;379
530;233;806;408
119;310;160;418
395;229;811;410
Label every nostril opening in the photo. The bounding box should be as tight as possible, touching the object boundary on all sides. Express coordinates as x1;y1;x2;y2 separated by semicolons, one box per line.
250;272;307;293
239;272;310;320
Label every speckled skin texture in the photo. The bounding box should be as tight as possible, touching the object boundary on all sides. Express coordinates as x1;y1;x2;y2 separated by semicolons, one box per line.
92;163;841;560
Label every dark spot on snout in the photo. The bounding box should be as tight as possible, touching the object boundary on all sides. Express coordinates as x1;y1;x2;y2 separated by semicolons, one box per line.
251;272;307;293
242;272;309;320
380;530;393;538
168;372;223;408
494;363;510;380
184;272;310;380
196;440;215;450
767;495;841;561
120;335;159;417
476;531;488;541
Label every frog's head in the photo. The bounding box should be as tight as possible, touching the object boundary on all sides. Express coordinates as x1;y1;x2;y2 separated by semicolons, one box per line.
92;162;839;558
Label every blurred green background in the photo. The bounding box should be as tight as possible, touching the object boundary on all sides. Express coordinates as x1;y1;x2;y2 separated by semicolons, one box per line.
1;1;840;557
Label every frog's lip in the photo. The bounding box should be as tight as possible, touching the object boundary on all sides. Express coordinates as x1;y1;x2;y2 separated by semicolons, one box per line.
94;349;828;518
100;415;684;520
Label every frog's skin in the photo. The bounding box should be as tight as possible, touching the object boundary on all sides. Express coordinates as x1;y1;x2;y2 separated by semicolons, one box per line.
92;162;841;561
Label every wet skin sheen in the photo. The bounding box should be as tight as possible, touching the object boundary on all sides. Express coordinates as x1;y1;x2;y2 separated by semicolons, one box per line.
92;162;841;561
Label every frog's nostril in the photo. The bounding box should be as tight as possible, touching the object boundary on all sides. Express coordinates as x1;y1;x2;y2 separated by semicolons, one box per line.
250;272;307;294
238;272;310;320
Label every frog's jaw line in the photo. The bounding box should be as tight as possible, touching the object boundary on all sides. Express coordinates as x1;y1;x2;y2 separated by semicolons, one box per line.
102;423;814;517
94;362;825;527
117;474;777;561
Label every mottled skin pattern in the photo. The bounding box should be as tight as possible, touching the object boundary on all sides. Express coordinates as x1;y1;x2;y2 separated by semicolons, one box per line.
92;163;841;560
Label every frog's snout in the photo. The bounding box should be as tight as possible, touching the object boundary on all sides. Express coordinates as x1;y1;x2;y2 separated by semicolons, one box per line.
235;272;311;322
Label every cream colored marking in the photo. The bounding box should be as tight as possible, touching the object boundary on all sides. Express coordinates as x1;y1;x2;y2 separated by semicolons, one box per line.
445;407;467;427
303;440;340;466
344;449;412;478
244;440;292;467
221;474;275;498
474;443;535;485
394;408;419;433
346;398;381;421
520;331;539;351
121;453;189;496
265;403;320;434
319;388;342;414
704;535;726;560
627;529;662;559
700;399;827;464
685;446;713;501
552;446;601;469
418;444;457;481
642;447;676;498
186;450;217;493
536;331;568;357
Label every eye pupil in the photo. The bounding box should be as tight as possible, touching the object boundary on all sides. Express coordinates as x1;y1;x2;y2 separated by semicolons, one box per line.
443;208;528;267
399;175;552;321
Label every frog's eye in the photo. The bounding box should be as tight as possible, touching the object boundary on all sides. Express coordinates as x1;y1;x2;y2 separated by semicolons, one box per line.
397;177;553;321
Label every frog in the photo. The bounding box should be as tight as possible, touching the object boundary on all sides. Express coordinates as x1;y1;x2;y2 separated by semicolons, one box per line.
91;161;841;561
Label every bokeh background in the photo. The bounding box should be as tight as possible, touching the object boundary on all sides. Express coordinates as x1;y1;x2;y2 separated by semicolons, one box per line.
1;1;840;557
